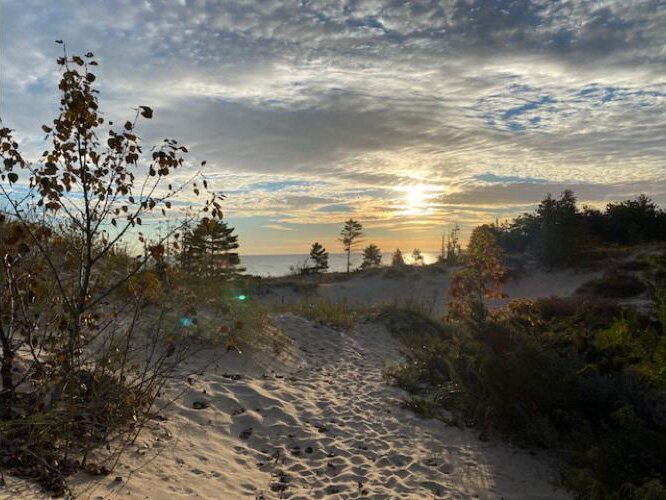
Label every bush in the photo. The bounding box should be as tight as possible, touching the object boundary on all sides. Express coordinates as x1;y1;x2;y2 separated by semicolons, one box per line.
375;306;450;346
0;46;222;495
384;293;666;499
576;272;647;299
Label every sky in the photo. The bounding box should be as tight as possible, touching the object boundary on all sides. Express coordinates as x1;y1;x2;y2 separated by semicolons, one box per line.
1;0;665;254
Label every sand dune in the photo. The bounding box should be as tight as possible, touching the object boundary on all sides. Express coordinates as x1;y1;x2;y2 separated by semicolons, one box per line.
2;266;592;499
5;314;568;499
258;265;601;316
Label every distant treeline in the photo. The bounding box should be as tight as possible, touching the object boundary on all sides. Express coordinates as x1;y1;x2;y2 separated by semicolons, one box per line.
488;191;666;267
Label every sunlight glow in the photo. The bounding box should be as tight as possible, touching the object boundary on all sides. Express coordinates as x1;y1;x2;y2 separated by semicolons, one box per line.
401;184;438;215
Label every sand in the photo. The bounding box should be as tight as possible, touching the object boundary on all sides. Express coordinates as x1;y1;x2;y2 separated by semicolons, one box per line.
3;267;585;499
259;265;601;316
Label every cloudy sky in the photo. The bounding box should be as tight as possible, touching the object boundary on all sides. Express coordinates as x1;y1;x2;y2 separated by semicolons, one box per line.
2;0;665;254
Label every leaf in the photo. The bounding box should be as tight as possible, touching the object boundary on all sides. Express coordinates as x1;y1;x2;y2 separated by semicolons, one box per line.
124;121;132;130
72;55;84;66
55;39;63;44
41;125;53;133
86;72;96;82
7;172;18;183
139;106;153;119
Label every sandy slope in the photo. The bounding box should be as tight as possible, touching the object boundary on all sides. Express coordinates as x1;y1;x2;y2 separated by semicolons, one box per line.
2;313;569;499
259;266;601;316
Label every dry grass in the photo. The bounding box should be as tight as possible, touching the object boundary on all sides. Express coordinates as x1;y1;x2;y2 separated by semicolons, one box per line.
276;298;364;330
170;274;290;354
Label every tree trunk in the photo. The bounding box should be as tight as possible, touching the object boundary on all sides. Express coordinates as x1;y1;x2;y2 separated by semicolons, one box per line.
0;347;14;419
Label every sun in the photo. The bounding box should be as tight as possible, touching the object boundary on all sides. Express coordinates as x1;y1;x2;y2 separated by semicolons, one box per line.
402;184;436;214
407;185;426;208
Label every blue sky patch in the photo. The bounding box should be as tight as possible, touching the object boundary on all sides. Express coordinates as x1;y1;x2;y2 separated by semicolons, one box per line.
317;204;354;213
474;173;551;185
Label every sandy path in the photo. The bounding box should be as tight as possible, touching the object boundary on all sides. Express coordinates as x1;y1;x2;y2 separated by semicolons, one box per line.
5;315;568;499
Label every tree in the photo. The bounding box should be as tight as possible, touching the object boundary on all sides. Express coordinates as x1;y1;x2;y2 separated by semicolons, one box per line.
339;218;363;273
310;241;328;272
0;45;222;492
605;195;665;244
448;225;508;322
183;218;242;278
535;190;580;268
360;243;382;269
411;248;424;266
392;248;405;267
440;224;461;265
309;241;329;273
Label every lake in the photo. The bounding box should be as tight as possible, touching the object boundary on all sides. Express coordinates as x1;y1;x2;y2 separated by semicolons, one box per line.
239;252;440;277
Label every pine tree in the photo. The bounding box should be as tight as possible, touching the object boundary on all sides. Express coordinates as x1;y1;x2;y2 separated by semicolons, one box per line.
183;218;243;278
360;244;382;269
411;248;424;266
309;242;329;273
339;219;363;273
536;190;580;268
392;249;405;267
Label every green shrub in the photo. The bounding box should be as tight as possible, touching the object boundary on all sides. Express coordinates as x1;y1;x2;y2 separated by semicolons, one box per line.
384;295;666;499
575;272;647;299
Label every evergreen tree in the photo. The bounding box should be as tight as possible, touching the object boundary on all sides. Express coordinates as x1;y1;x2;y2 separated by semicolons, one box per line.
309;241;329;273
183;218;243;278
605;194;665;244
411;248;424;266
536;190;580;268
360;244;382;269
339;219;363;273
391;248;405;267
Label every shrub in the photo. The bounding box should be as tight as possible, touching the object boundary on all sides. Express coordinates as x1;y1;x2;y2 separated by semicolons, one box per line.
0;45;222;494
375;306;450;347
384;293;666;499
576;272;647;299
448;225;508;322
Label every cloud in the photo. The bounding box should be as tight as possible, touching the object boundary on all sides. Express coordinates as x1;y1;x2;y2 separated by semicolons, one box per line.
441;180;666;208
261;223;297;232
1;0;665;250
317;204;354;213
